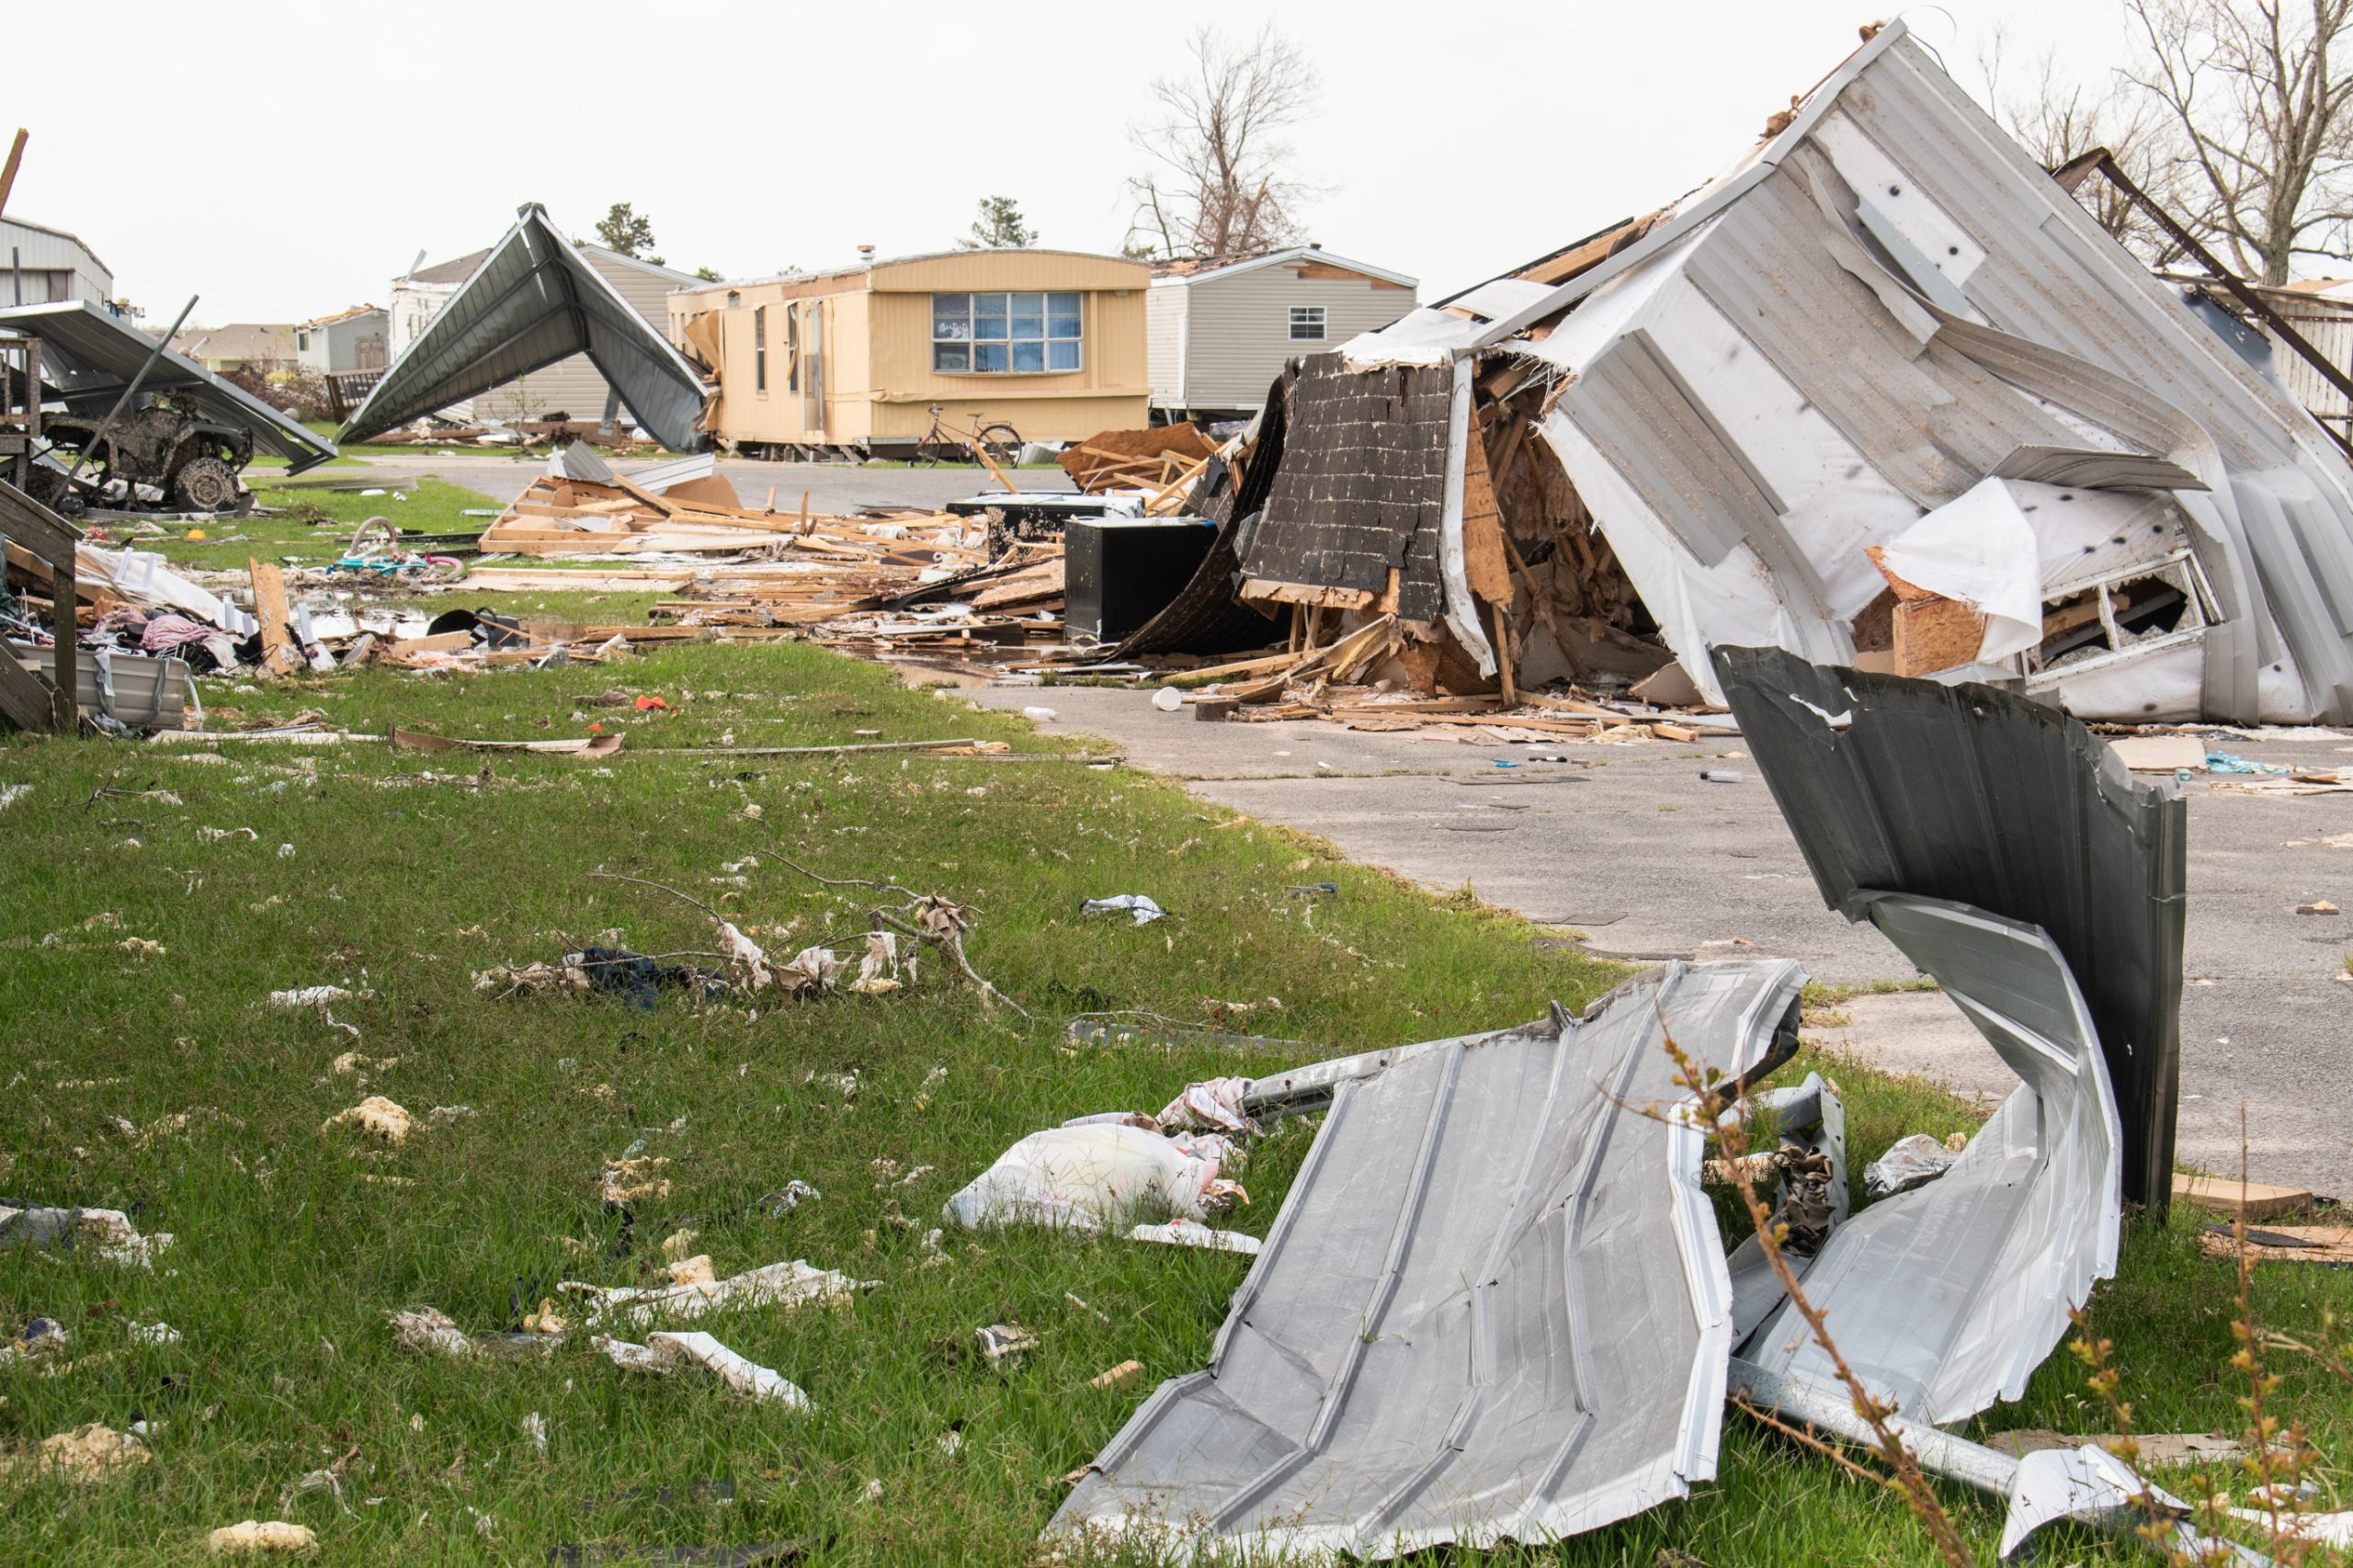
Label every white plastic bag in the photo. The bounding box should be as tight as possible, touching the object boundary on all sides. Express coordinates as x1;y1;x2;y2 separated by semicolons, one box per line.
942;1123;1244;1233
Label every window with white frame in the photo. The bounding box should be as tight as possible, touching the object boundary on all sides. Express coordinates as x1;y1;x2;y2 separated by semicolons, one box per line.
932;291;1083;373
1290;305;1326;341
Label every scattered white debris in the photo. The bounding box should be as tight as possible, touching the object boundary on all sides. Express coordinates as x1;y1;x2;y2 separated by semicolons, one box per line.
1129;1220;1264;1256
563;1257;870;1329
595;1330;810;1409
323;1096;412;1144
129;1321;181;1346
1082;894;1166;926
268;985;354;1008
385;1307;472;1358
0;783;28;812
521;1411;548;1459
207;1519;316;1555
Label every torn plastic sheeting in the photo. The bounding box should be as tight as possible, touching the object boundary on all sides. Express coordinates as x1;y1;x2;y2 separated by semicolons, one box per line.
1873;476;2044;661
1080;895;1165;926
1864;1132;1962;1199
563;1259;870;1330
1712;645;2184;1215
1738;893;2122;1423
942;1123;1243;1234
596;1330;810;1409
1048;959;1806;1562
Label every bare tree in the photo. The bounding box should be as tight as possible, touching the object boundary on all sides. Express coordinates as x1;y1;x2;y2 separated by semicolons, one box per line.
2123;0;2353;284
1126;24;1318;261
1980;28;2186;265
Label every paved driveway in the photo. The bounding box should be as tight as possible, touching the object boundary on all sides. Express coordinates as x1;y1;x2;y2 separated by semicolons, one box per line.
970;684;2353;1198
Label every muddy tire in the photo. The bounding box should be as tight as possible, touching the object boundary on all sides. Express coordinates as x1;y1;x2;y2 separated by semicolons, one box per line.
171;456;239;513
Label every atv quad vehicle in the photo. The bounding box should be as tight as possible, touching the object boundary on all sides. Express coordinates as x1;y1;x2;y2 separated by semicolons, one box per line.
31;397;256;515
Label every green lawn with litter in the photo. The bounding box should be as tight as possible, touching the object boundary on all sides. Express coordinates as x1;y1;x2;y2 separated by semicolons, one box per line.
4;635;2350;1564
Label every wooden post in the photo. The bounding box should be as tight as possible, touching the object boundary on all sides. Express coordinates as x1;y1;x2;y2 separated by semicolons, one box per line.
1490;601;1517;705
0;130;26;222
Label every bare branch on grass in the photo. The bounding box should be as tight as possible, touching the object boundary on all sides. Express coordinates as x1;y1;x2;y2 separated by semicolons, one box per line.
1656;1017;1973;1568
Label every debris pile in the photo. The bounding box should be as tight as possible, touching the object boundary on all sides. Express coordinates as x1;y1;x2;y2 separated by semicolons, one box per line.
1056;423;1220;502
1043;647;2203;1563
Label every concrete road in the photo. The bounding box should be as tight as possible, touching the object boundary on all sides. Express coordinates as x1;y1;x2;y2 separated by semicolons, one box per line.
319;450;1075;516
968;683;2353;1197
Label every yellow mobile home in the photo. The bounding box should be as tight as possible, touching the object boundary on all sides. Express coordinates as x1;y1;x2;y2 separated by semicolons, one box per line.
670;249;1151;458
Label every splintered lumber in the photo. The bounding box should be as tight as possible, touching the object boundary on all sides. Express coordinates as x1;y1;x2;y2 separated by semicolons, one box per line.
248;559;300;676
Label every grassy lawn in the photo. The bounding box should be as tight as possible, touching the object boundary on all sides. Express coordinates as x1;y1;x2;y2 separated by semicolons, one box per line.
4;593;2349;1562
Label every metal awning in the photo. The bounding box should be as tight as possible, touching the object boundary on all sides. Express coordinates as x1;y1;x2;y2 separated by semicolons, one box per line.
0;300;337;474
339;204;710;452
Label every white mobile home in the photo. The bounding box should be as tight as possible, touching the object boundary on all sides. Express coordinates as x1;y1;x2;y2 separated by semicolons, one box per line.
1148;246;1415;420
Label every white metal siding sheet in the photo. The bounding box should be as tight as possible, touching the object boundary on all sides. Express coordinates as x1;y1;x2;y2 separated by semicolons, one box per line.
1147;286;1188;407
1183;268;1415;410
2267;307;2353;433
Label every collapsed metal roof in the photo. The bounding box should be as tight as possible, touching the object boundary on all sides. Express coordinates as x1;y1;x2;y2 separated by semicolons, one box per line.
339;205;710;452
1340;18;2353;723
1050;959;1804;1561
0;300;337;474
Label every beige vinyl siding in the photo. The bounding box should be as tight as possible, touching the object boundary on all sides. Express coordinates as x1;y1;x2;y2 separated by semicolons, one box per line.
1146;284;1189;409
1178;264;1415;411
675;250;1151;448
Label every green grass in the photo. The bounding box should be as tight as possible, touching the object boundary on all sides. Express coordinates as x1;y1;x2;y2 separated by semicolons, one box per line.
2;641;2347;1564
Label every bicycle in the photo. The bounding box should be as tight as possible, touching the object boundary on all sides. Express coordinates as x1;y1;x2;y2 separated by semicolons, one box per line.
913;405;1023;469
327;517;466;585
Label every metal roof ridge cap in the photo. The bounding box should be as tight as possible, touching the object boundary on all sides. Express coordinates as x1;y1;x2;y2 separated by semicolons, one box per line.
1469;18;1912;351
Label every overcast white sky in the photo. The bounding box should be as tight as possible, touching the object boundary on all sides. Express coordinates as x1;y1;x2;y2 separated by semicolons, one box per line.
9;0;2146;326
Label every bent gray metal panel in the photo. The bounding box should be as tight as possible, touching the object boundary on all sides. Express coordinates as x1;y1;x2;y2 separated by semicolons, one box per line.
1711;646;2185;1213
1741;892;2121;1423
0;301;337;474
339;206;708;452
1049;960;1806;1562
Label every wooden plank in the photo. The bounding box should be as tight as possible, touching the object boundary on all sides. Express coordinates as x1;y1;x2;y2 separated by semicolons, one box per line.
1891;596;1984;676
0;643;58;731
1238;577;1374;610
2109;735;2206;773
248;559;301;676
1461;424;1514;605
0;129;26;222
2172;1173;2313;1221
0;472;83;567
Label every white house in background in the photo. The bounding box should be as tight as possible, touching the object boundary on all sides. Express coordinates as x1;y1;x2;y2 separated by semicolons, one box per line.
386;240;699;425
1147;245;1416;421
296;304;387;374
0;217;112;306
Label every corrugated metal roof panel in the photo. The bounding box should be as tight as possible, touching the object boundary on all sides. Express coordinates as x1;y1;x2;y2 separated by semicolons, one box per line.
1050;959;1805;1561
0;300;336;473
1712;644;2184;1212
341;207;709;451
